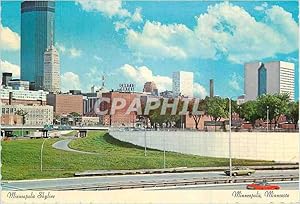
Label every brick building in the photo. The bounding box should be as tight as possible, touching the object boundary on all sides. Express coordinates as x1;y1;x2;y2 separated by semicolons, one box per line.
47;93;83;116
99;92;138;127
1;114;22;125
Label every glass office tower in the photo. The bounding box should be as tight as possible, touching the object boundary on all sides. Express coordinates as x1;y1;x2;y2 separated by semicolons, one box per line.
258;63;267;96
21;1;55;90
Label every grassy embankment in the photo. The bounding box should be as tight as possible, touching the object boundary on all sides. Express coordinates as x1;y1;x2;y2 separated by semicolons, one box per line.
2;131;275;180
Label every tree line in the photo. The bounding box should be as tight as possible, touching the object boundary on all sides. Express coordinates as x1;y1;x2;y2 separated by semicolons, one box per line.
148;93;299;130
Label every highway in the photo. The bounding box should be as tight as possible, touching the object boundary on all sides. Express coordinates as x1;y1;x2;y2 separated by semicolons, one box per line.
2;169;298;191
149;181;299;190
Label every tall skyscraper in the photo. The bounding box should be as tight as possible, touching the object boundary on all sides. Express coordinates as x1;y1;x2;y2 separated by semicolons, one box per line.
21;1;55;90
172;71;194;98
44;45;60;93
244;61;295;101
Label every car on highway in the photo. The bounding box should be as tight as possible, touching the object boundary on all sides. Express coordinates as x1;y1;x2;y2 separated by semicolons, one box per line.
247;181;280;190
224;166;255;176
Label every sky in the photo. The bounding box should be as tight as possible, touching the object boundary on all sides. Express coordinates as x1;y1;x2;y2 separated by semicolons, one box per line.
0;0;299;99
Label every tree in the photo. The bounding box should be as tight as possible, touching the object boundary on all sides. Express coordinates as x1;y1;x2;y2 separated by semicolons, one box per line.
15;109;28;125
286;101;299;128
148;98;180;128
54;114;61;125
239;100;259;129
257;93;290;129
187;98;206;130
206;96;228;131
69;112;81;117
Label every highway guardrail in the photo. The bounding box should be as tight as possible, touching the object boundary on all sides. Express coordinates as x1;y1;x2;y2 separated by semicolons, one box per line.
27;174;299;191
74;165;299;177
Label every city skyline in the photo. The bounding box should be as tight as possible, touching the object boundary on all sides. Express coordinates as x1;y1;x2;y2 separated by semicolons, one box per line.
1;0;299;99
245;61;295;101
20;1;55;90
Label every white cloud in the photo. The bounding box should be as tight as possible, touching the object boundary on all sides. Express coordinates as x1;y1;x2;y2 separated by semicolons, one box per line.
56;43;82;58
69;48;82;58
132;7;143;23
229;73;242;91
61;72;81;92
126;2;298;64
75;0;130;18
76;0;143;32
85;66;105;88
114;19;131;32
264;6;298;54
126;21;197;59
254;2;268;11
193;83;207;99
55;43;66;53
0;25;20;51
119;64;207;98
120;64;172;92
0;60;20;78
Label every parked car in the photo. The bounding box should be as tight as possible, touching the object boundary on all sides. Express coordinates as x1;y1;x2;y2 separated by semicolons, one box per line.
224;166;255;176
247;181;280;190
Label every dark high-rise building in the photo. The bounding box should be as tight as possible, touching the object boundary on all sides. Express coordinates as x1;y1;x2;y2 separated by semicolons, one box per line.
2;72;12;87
21;1;55;90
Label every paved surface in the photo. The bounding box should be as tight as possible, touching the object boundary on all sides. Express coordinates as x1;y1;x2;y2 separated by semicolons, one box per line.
75;165;298;176
150;181;299;190
52;139;98;154
2;170;298;191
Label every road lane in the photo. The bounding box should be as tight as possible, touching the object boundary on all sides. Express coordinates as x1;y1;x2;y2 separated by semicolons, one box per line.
52;139;98;154
2;170;298;191
150;181;299;190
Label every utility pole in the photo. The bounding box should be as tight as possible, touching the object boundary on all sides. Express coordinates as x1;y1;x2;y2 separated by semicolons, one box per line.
267;106;269;133
40;137;49;172
229;97;232;180
144;126;147;156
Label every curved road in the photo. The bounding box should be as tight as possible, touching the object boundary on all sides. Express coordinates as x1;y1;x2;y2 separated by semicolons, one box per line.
52;139;98;155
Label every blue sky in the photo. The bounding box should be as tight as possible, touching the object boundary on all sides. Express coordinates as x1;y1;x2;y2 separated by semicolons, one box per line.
1;0;299;99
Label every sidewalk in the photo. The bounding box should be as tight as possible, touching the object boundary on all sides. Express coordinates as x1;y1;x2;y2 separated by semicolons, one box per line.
74;164;299;177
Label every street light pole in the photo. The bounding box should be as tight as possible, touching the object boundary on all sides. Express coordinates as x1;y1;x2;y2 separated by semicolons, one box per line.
228;95;242;180
163;130;167;168
266;106;269;133
144;127;147;157
40;137;49;172
229;97;232;180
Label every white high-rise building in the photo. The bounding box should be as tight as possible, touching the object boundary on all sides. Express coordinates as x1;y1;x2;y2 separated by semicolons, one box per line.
244;61;294;101
172;71;194;98
44;45;60;93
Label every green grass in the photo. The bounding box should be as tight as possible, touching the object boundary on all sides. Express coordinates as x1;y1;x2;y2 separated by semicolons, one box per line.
2;131;275;180
61;130;77;136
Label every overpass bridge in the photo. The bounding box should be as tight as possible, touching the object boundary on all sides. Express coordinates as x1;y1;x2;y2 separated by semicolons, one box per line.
1;126;109;137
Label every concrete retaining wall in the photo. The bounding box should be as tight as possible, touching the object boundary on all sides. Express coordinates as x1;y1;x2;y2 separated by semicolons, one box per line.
109;131;299;162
